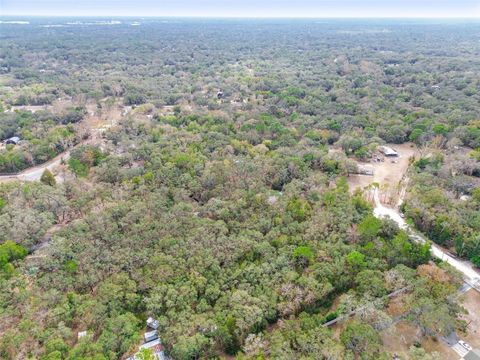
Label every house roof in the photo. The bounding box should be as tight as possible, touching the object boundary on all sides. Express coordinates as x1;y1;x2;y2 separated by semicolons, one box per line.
139;339;166;359
380;146;398;156
144;329;159;341
464;349;480;360
147;317;159;329
6;136;20;143
140;338;163;351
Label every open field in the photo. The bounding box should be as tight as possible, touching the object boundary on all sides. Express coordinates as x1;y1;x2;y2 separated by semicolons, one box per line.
347;143;419;203
381;321;458;360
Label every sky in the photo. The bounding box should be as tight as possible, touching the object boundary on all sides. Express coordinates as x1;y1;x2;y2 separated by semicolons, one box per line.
1;0;480;18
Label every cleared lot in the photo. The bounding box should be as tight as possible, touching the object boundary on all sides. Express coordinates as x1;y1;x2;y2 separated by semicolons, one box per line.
347;143;419;204
460;289;480;349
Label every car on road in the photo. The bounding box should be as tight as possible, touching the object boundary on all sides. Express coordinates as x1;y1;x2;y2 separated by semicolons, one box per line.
459;340;473;351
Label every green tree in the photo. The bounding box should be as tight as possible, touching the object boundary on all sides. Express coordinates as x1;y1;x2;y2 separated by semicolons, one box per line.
98;313;141;358
136;348;155;360
471;255;480;268
293;246;314;268
346;251;367;271
358;215;382;242
286;197;312;222
68;158;89;177
341;320;383;359
409;128;424;143
40;169;57;186
355;270;387;297
0;240;28;276
171;333;211;360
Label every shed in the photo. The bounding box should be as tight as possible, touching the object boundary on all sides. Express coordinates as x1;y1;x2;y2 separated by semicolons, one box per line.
5;136;20;145
379;146;398;157
144;329;158;343
147;317;160;330
358;165;374;176
140;339;167;360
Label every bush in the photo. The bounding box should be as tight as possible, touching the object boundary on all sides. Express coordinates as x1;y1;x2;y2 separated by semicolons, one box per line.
471;255;480;268
286;197;312;222
40;169;57;186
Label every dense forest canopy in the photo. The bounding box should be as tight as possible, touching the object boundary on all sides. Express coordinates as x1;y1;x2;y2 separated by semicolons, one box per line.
0;18;479;360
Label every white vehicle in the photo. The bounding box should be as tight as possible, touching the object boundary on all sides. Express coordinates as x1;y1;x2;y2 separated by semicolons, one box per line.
458;340;473;352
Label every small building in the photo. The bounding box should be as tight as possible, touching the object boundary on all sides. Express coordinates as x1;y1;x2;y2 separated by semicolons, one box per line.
379;146;398;157
77;331;87;339
5;136;20;145
358;165;374;176
463;349;480;360
139;339;167;360
144;330;158;343
147;317;159;330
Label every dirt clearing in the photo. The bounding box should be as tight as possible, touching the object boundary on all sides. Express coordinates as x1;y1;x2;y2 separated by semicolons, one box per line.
381;321;458;359
347;143;419;203
460;289;480;349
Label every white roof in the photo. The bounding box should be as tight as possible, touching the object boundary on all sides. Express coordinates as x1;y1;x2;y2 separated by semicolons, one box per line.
147;317;160;329
380;146;398;155
140;338;161;350
144;330;158;341
6;136;20;143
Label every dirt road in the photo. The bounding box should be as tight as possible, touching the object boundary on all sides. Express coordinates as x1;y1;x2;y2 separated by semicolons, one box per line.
0;99;121;184
373;188;480;282
0;150;71;183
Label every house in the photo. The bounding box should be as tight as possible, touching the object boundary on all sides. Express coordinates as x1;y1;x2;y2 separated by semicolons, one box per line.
126;317;168;360
463;349;480;360
127;338;167;360
147;317;160;330
138;339;167;360
144;329;159;343
5;136;20;145
77;331;87;339
379;146;398;157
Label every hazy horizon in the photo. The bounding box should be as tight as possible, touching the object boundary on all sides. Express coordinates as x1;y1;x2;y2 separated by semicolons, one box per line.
2;0;480;18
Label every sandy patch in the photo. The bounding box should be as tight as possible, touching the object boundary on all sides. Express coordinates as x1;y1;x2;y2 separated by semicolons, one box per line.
347;143;419;204
460;289;480;348
381;321;457;360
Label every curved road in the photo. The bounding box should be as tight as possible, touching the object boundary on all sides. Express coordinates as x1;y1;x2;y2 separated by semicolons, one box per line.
373;188;480;283
0;150;71;183
0;108;114;183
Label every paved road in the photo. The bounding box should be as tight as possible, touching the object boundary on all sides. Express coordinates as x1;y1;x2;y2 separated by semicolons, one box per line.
373;188;480;283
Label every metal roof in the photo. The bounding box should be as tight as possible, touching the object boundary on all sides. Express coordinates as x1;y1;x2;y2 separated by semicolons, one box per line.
464;349;480;360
